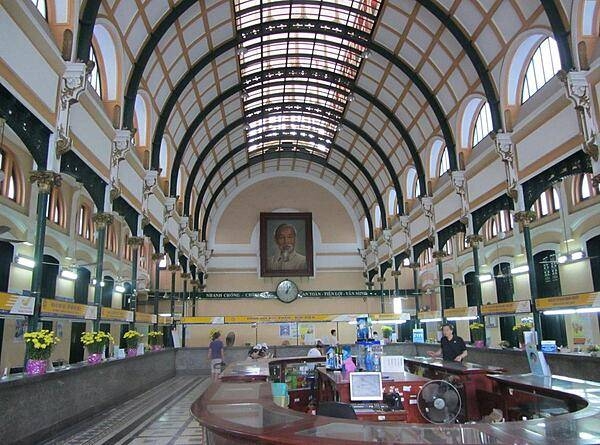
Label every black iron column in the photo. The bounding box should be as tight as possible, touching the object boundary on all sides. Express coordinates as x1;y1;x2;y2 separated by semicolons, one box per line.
92;212;113;331
27;171;61;331
151;252;164;331
468;234;486;345
515;211;542;346
181;272;190;347
433;251;447;322
168;264;180;324
128;236;144;329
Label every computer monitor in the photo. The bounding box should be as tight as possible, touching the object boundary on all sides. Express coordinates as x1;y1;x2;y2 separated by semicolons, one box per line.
349;372;383;401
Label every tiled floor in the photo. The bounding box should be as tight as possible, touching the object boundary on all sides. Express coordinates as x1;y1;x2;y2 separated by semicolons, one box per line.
44;375;211;445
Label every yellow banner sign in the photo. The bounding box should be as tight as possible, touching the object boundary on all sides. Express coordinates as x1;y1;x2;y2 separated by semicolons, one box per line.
135;312;157;324
535;292;600;310
101;307;134;322
481;300;531;315
41;299;97;319
444;306;478;318
418;310;442;320
158;316;172;325
181;313;410;325
0;292;35;315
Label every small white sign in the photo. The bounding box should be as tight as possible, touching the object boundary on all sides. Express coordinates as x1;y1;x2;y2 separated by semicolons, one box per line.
381;355;405;373
10;296;35;315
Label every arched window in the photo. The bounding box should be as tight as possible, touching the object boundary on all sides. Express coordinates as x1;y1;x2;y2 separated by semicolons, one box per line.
388;189;397;216
442;239;453;256
89;45;102;97
124;234;133;261
105;224;117;253
493;262;517;347
77;203;94;241
0;147;23;205
363;217;370;239
92;24;118;101
472;102;492;146
438;147;450;176
429;139;446;178
531;187;560;218
574;173;599;203
45;186;64;227
485;210;513;240
134;94;149;147
419;247;433;267
160;138;169;176
374;205;382;229
521;37;561;103
406;167;418;199
456;232;469;252
31;0;47;19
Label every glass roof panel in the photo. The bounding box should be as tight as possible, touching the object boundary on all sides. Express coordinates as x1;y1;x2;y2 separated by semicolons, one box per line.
234;0;382;157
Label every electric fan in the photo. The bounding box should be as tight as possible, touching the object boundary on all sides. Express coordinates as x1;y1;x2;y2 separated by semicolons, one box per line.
417;380;462;423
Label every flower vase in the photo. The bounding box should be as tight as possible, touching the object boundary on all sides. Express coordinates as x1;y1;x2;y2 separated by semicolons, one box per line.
474;340;485;348
87;353;102;365
25;359;47;376
127;347;138;357
151;345;162;351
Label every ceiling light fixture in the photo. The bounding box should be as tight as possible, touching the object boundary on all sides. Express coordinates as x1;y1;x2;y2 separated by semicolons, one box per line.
15;255;35;269
114;284;126;293
60;269;78;280
511;265;529;275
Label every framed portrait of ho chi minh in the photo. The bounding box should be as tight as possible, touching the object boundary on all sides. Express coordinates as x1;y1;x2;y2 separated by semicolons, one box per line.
260;212;314;277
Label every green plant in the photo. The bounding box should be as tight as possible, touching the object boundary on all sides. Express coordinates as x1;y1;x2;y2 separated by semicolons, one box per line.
381;326;394;338
586;344;600;353
81;331;114;354
469;322;485;341
513;322;533;344
123;330;143;349
147;331;164;346
24;329;60;360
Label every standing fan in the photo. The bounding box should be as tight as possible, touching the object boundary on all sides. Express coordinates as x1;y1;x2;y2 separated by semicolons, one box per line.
417;380;462;423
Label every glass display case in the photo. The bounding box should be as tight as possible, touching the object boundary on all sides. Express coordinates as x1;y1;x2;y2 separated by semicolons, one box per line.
269;357;324;411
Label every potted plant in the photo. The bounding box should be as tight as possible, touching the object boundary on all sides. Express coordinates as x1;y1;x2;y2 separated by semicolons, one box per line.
147;331;164;351
23;329;60;375
586;344;600;357
469;322;485;347
381;326;394;344
513;321;533;348
123;330;143;357
81;331;114;364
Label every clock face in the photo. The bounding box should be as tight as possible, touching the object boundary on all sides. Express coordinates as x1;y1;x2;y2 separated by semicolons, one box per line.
276;280;299;303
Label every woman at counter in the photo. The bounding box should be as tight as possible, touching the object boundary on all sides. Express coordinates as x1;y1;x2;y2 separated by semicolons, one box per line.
208;331;225;377
427;323;468;362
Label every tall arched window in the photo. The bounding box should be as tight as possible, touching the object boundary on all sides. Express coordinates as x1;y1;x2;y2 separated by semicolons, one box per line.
531;186;560;218
419;247;433;267
443;277;455;309
105;224;117;253
442;239;453;256
388;189;397;216
485;210;513;240
521;37;561;103
374;205;382;229
406;167;418;199
77;203;94;241
159;138;169;176
134;94;149;148
493;262;516;347
363;217;370;239
438;147;450;176
472;102;492;146
574;173;599;203
31;0;47;19
89;45;102;97
0;147;23;205
45;186;65;227
124;234;133;262
464;271;481;307
534;250;568;347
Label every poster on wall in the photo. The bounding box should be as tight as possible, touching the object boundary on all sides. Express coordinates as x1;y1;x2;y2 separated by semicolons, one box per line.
260;212;313;277
13;319;27;343
569;313;596;345
279;323;297;338
298;323;315;345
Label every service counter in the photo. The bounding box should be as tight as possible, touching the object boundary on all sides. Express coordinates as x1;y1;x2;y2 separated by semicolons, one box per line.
191;356;600;444
0;349;176;443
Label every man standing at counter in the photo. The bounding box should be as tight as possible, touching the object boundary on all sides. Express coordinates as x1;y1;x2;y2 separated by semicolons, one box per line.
427;323;468;362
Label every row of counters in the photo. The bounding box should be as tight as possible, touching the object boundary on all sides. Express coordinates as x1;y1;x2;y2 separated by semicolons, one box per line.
2;344;600;443
191;353;600;444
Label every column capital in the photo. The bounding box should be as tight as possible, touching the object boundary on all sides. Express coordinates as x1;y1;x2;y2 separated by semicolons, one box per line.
151;252;165;261
466;234;483;247
189;279;200;287
60;62;87;110
143;170;159;198
112;129;132;167
167;264;180;272
29;171;62;193
127;236;145;248
390;270;401;277
181;272;191;279
432;250;448;260
92;212;114;229
513;210;537;228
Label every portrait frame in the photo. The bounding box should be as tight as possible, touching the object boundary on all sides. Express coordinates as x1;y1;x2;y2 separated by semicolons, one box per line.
260;212;314;277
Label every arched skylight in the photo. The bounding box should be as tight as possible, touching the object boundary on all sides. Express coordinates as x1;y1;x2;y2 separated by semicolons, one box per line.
374;205;381;228
134;94;148;147
472;102;492;147
159;138;168;176
438;147;450;176
521;37;561;103
234;0;383;158
406;167;417;199
388;189;397;216
363;217;370;238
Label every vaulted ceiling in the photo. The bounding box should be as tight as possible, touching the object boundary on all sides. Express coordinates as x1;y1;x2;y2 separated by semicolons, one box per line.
77;0;572;240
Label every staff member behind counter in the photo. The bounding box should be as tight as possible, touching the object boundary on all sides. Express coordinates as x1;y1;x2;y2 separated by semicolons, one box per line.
427;323;468;362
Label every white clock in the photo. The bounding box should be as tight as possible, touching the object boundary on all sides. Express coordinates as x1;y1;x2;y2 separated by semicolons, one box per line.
276;279;299;303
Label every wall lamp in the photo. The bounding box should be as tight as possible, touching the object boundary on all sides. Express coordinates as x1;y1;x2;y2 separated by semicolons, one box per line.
557;251;585;264
91;279;105;287
15;255;35;269
114;284;126;293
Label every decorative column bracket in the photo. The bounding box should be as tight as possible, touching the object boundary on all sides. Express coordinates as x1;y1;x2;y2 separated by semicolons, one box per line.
558;70;599;180
55;63;88;157
178;216;190;239
127;236;145;248
450;170;470;226
92;212;114;229
164;197;177;221
513;210;537;230
141;170;159;227
466;234;483;249
29;171;62;192
492;131;519;202
419;196;436;244
109;129;133;202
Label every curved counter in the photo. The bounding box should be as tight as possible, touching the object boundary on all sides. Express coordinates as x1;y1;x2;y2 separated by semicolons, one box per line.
190;358;600;444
